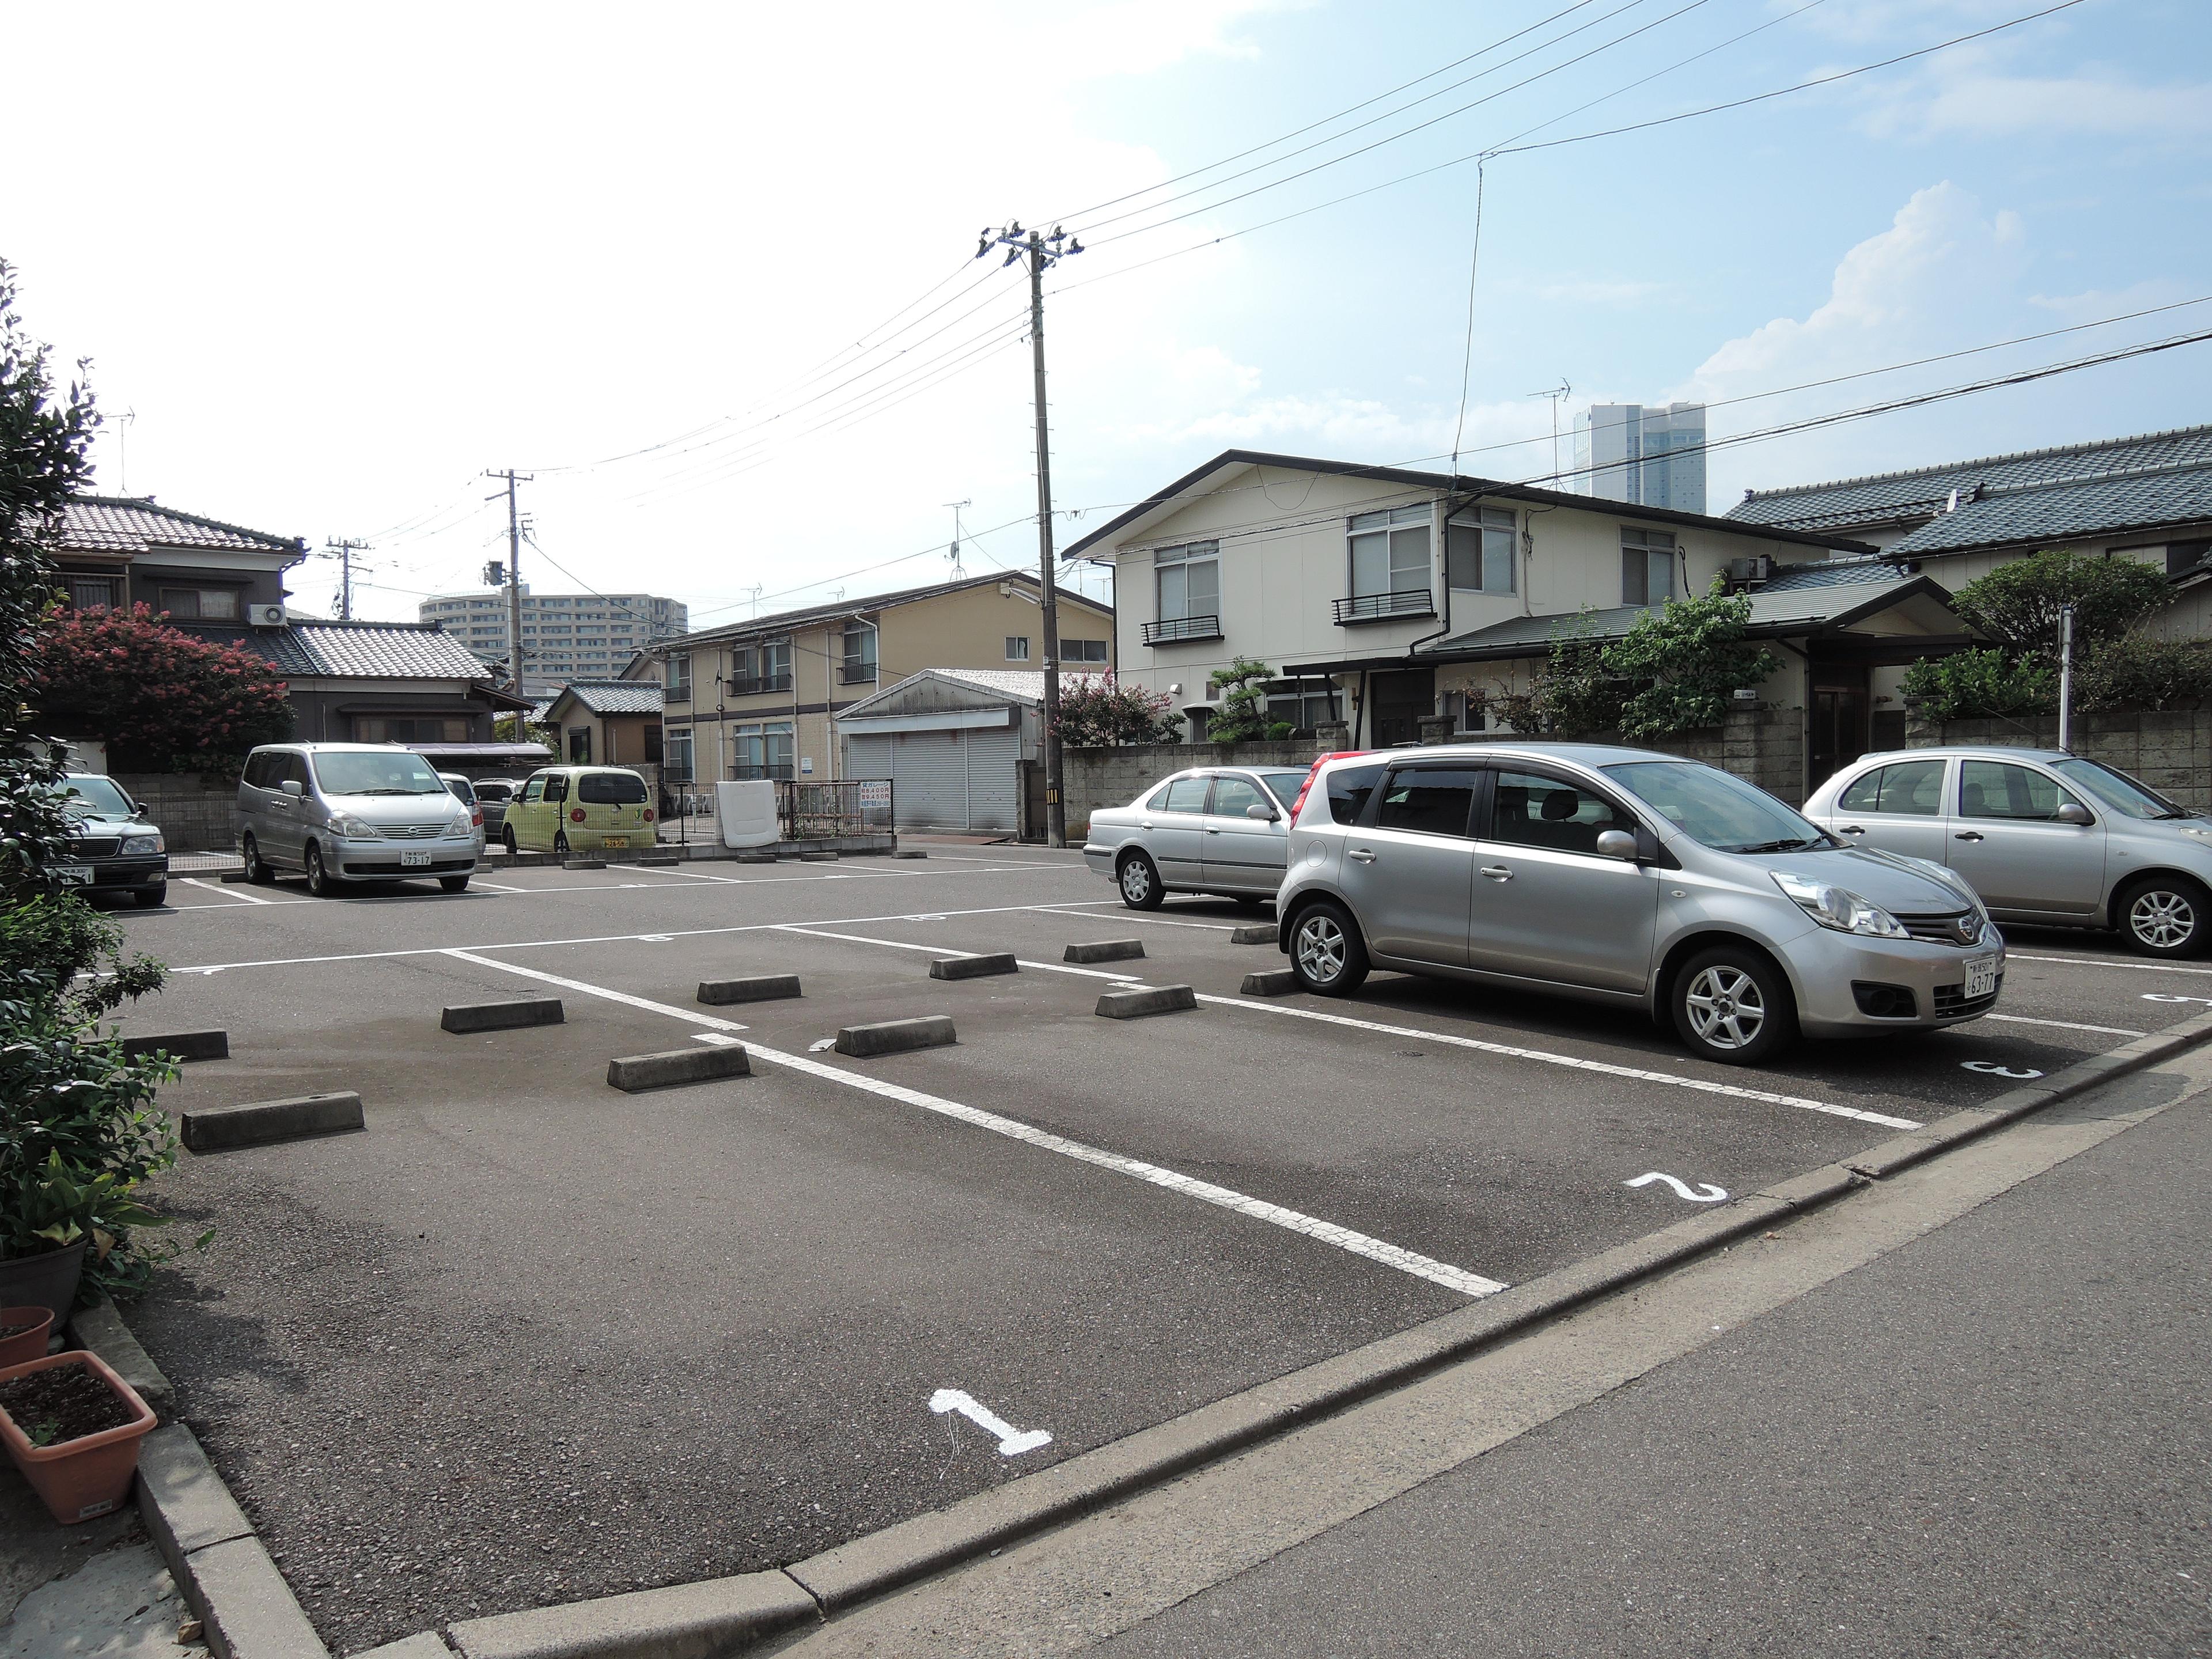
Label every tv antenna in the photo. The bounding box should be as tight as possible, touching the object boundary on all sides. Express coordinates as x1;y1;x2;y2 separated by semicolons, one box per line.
944;499;972;577
1527;380;1571;486
743;582;763;619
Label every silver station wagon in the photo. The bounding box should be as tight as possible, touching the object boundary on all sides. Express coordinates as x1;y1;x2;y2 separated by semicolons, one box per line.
1804;747;2212;958
1277;743;2005;1065
1083;765;1315;909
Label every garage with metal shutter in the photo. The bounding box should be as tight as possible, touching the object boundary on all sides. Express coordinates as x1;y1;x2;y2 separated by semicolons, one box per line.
835;667;1074;837
960;728;1020;832
895;729;974;829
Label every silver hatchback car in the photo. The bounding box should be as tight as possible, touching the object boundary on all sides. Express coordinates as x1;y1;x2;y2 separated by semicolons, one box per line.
1083;765;1316;909
1803;747;2212;958
1278;743;2005;1065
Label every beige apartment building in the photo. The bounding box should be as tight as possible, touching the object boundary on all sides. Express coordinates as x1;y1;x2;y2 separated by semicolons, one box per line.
645;571;1114;785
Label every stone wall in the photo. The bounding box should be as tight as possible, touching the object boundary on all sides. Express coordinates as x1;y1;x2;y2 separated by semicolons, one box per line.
1904;710;2212;807
1456;706;1808;804
1063;739;1325;837
114;772;240;854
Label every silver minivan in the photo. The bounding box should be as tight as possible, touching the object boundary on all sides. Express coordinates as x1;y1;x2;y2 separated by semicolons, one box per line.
1278;743;2004;1065
1804;747;2212;958
237;743;480;896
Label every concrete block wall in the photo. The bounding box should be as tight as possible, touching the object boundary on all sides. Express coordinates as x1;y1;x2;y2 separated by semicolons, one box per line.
113;773;240;853
1906;710;2212;808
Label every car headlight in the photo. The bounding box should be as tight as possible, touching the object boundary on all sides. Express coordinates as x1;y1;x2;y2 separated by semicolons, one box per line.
1772;870;1910;938
328;815;375;839
122;834;164;855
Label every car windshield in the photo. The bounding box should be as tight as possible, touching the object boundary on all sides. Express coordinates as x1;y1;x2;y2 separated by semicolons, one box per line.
1603;760;1831;853
56;776;133;817
1259;771;1309;809
312;752;448;796
2050;757;2190;820
578;771;648;805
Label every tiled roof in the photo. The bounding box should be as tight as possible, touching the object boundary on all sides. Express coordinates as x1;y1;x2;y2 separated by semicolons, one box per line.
554;680;665;715
658;571;1110;653
226;621;495;680
1413;565;1940;658
1726;425;2212;552
926;668;1107;700
56;497;302;556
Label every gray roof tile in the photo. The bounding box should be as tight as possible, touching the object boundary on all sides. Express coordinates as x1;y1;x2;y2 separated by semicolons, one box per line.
56;497;301;556
225;622;494;680
554;680;665;715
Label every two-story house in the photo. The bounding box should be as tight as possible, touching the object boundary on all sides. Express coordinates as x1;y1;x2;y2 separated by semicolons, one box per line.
646;570;1114;787
1065;450;1972;797
54;495;305;627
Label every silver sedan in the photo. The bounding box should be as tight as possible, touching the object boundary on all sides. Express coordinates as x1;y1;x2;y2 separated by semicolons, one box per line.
1082;765;1315;910
1803;747;2212;957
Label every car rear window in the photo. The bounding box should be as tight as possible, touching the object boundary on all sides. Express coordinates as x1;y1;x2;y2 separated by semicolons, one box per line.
476;781;513;802
1325;762;1387;824
578;771;648;805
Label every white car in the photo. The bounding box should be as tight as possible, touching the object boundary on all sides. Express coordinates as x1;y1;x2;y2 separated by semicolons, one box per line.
1082;765;1313;910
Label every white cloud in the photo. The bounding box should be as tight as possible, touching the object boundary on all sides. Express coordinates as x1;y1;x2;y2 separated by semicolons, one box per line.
1865;71;2212;142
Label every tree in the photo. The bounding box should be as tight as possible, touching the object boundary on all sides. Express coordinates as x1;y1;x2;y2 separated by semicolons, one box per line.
1051;673;1178;747
1206;656;1275;743
1950;548;2168;657
29;604;293;773
1471;618;1626;737
1601;585;1782;740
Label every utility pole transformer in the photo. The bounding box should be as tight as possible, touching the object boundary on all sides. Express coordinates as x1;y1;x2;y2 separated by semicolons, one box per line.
321;538;371;622
484;469;533;692
978;221;1083;847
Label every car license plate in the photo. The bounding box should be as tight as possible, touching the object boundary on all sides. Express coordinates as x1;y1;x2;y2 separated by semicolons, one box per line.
54;863;93;885
1964;955;1998;1000
600;836;627;849
400;849;432;869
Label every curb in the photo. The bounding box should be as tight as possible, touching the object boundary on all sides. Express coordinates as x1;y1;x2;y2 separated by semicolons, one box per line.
68;1298;175;1412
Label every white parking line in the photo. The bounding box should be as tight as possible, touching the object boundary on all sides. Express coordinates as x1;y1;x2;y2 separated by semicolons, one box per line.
1986;1013;2145;1038
442;948;1503;1300
181;877;271;906
775;926;1922;1132
2007;951;2212;978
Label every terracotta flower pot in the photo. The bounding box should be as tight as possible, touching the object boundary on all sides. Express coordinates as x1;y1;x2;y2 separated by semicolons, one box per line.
0;1306;54;1368
0;1349;157;1525
0;1239;88;1328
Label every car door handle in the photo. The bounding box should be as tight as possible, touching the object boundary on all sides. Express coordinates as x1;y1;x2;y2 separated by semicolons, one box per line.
1205;827;1221;835
1955;831;1985;842
1347;848;1376;863
1480;865;1513;881
1838;824;1865;835
1139;820;1154;830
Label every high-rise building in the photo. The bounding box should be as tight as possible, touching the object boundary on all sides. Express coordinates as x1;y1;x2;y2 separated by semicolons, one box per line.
1571;402;1707;514
417;585;690;692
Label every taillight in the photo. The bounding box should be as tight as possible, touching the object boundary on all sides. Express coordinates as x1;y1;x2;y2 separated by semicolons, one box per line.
471;807;483;827
642;808;656;821
569;808;586;823
1289;750;1373;824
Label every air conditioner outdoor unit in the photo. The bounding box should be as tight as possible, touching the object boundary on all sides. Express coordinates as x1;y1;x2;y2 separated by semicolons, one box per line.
247;604;286;628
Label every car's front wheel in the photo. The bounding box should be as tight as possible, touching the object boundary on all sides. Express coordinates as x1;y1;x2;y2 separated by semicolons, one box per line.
440;874;471;893
241;835;276;884
1287;900;1369;997
304;843;342;898
1671;945;1797;1065
2117;873;2210;958
134;884;166;909
1118;851;1164;911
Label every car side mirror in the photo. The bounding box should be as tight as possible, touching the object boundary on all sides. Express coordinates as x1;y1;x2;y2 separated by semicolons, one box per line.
1246;802;1279;822
281;779;304;797
2056;802;2093;826
1596;829;1639;861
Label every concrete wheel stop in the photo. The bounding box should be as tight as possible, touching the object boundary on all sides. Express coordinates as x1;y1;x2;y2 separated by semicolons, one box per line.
606;1047;753;1092
698;975;803;1006
1096;985;1198;1020
441;999;564;1035
118;1030;229;1063
927;954;1018;982
1065;940;1145;964
181;1093;365;1153
834;1016;957;1057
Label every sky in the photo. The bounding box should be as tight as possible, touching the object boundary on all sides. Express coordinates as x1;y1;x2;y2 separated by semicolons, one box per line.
6;0;2207;630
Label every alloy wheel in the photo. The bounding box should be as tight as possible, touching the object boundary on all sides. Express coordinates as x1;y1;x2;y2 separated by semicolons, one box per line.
1120;860;1150;903
1684;964;1766;1050
2130;888;2196;950
1296;914;1347;986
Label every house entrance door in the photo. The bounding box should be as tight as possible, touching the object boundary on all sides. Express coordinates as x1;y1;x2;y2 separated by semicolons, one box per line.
1368;669;1435;748
1808;664;1870;791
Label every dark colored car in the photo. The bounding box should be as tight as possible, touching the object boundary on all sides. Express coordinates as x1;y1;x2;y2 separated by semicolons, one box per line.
471;777;524;833
55;774;168;907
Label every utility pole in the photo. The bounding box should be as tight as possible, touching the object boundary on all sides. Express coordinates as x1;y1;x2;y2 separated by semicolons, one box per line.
2058;602;2077;752
1527;380;1571;486
978;221;1082;847
322;538;371;621
484;469;533;692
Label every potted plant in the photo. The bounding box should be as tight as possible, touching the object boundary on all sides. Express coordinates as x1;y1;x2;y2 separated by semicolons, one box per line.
0;1305;54;1368
0;1348;157;1524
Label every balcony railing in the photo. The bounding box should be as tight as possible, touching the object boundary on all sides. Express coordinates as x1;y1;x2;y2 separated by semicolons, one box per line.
665;681;691;703
1141;613;1224;646
726;673;794;696
838;661;878;685
1333;589;1435;626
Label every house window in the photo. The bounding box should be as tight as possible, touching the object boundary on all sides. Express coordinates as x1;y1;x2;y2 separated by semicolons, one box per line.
665;730;694;783
1348;505;1431;597
1447;507;1517;595
2167;540;2211;575
1063;638;1109;663
1265;680;1339;731
730;721;794;780
67;576;119;611
568;727;592;764
1155;540;1220;622
1006;635;1031;662
842;623;877;683
1620;528;1679;607
158;586;241;620
353;716;471;743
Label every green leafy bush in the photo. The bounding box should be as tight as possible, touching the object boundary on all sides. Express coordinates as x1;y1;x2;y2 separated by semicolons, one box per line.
1051;673;1180;746
1952;548;2168;654
1602;587;1781;740
2075;636;2212;712
1900;647;2059;721
1206;656;1275;743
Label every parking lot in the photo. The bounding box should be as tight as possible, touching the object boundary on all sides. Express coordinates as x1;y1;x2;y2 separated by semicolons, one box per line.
111;845;2210;1653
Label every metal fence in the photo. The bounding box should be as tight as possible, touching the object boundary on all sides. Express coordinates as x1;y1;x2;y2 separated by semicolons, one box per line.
779;779;893;839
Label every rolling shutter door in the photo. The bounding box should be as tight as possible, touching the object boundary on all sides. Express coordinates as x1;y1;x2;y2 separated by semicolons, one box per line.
844;736;895;798
964;728;1020;832
893;731;969;828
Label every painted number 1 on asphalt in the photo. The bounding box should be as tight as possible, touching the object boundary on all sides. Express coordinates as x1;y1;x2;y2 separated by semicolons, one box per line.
930;1388;1053;1456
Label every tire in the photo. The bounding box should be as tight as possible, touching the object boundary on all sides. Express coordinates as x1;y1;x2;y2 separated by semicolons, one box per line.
1118;851;1165;911
241;835;276;884
1287;900;1370;997
304;842;342;898
440;874;471;893
502;825;518;855
134;884;166;909
2116;873;2211;959
1671;944;1797;1066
